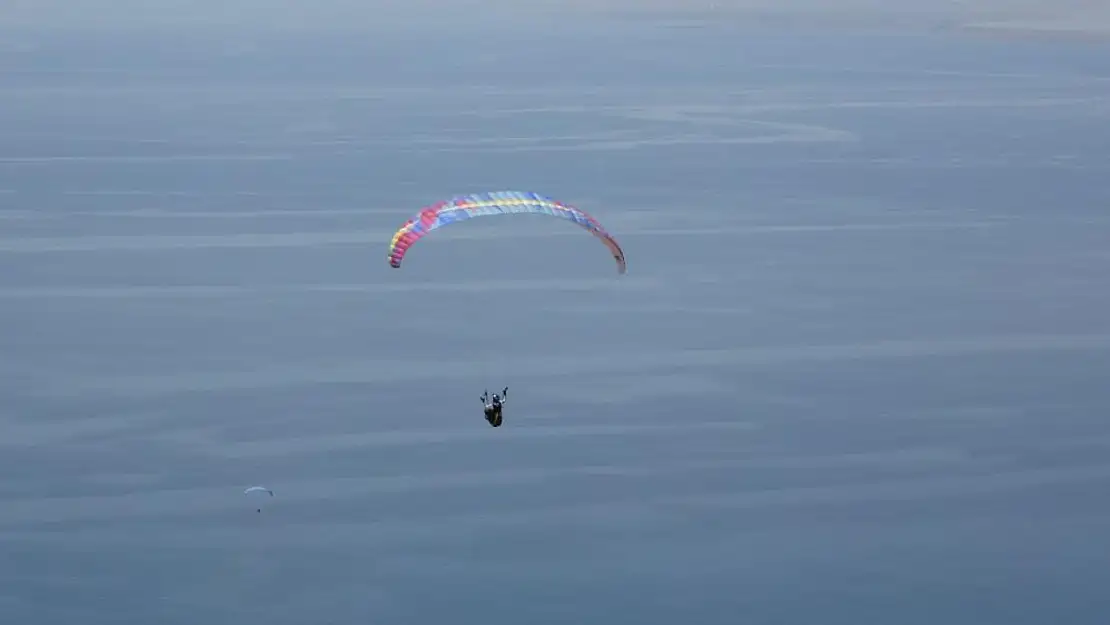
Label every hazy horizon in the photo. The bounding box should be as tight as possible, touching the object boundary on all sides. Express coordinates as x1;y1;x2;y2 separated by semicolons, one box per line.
3;1;1110;34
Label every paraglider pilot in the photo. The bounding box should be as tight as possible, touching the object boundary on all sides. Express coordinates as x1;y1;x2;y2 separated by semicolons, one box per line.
481;387;508;427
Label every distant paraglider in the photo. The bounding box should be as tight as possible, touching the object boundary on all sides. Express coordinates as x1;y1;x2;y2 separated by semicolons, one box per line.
244;486;273;513
386;191;627;274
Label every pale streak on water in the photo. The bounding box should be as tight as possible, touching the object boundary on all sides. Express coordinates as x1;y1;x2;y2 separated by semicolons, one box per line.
1;20;1110;625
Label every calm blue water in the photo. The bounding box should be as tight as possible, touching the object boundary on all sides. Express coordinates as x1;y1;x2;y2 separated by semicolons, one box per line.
2;17;1109;625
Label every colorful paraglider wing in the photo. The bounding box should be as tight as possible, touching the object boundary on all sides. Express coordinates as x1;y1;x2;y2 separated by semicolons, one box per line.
387;191;626;274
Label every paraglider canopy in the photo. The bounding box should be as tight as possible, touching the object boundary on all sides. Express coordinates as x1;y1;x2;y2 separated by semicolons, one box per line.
387;191;626;274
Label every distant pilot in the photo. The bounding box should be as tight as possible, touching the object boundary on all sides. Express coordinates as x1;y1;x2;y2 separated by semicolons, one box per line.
481;387;509;427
